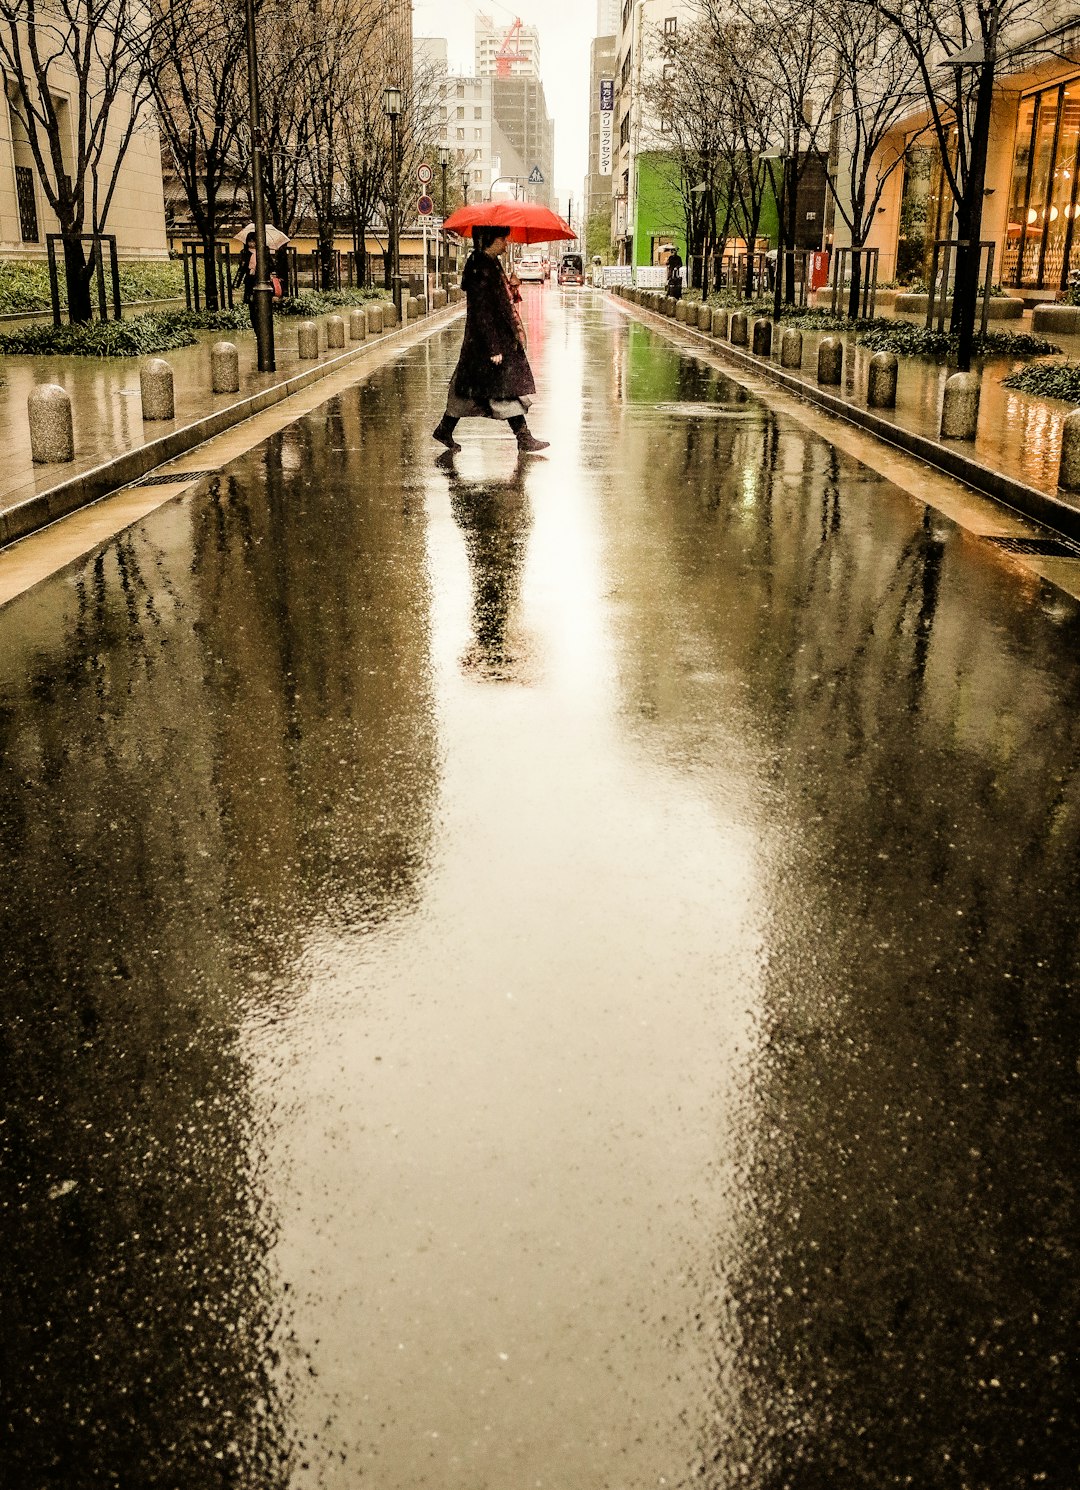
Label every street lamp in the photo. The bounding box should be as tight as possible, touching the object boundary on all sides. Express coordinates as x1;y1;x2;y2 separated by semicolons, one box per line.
244;0;274;370
438;146;451;289
383;84;402;317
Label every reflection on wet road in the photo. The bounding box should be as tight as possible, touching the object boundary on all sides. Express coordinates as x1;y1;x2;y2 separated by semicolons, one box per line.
1;290;1076;1490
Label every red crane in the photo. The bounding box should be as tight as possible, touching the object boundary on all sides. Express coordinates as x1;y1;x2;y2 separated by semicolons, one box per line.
495;17;528;77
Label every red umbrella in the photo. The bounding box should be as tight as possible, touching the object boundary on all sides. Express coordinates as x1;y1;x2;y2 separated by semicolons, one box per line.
442;200;576;245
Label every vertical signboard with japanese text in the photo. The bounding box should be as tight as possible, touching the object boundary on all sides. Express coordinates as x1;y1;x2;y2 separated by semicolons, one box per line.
599;80;614;176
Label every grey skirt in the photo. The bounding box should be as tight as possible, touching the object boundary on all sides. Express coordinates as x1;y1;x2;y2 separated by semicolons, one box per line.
446;389;532;420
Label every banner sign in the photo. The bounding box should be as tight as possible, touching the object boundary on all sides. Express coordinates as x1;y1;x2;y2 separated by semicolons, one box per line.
599;79;614;176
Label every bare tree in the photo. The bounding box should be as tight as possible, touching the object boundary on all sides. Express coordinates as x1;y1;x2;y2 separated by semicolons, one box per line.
0;0;154;321
822;0;926;315
851;0;1047;366
149;0;247;310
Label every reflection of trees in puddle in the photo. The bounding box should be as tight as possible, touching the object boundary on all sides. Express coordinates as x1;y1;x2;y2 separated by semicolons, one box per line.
444;453;538;683
0;380;440;1485
597;362;1080;1488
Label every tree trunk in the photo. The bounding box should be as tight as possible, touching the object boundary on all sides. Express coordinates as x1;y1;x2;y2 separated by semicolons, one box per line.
62;236;94;324
847;249;862;320
202;220;220;312
952;30;998;370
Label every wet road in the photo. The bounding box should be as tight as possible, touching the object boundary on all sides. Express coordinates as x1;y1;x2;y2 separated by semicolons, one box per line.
1;289;1077;1490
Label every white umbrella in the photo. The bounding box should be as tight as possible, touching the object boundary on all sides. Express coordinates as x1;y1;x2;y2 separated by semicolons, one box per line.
231;222;290;251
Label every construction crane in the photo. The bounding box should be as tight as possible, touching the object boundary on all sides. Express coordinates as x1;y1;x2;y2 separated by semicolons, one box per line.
495;17;528;77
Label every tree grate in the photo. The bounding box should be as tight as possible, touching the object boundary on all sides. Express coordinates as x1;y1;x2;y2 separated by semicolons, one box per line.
132;470;218;487
985;535;1080;558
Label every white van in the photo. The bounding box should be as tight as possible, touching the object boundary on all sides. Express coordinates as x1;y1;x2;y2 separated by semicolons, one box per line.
516;252;547;283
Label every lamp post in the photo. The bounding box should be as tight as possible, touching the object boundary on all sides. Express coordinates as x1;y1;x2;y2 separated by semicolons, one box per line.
244;0;274;370
439;145;451;288
383;84;402;317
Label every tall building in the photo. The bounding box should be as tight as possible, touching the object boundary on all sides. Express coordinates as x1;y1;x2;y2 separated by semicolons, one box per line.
596;0;619;34
381;0;414;83
611;0;698;264
490;77;555;207
475;13;541;79
415;39;498;206
584;34;617;246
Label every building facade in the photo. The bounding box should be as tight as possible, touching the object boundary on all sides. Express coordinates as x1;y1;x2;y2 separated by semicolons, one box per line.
853;11;1080;299
610;0;699;264
585;35;617;244
490;78;555;207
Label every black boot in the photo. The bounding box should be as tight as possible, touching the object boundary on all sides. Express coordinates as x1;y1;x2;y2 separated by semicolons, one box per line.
508;415;549;453
433;415;461;451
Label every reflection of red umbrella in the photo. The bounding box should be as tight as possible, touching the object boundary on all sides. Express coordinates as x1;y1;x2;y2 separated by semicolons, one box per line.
442;200;576;244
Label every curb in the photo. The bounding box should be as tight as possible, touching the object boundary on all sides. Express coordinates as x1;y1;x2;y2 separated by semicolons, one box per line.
1;303;464;550
612;294;1080;544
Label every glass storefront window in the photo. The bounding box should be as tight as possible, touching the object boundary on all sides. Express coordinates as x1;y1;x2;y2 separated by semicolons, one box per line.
1006;78;1080;290
897;142;949;285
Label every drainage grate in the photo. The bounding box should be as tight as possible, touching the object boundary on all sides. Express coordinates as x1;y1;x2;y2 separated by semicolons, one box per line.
985;535;1080;558
132;469;217;488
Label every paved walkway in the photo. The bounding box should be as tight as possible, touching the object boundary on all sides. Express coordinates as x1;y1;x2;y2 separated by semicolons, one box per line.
0;304;410;518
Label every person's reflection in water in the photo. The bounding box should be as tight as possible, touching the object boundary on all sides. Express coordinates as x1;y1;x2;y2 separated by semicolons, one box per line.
443;452;536;682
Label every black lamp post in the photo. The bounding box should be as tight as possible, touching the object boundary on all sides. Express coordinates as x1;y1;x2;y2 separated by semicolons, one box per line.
383;84;402;317
244;0;274;370
439;145;451;287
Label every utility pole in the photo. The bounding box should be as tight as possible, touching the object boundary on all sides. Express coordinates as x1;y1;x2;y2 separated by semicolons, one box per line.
384;86;402;318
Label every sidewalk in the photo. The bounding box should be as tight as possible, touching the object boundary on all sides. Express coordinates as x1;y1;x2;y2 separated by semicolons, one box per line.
617;289;1080;534
0;299;461;545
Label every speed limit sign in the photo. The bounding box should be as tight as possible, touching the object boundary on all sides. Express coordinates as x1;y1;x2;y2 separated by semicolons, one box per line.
417;163;433;185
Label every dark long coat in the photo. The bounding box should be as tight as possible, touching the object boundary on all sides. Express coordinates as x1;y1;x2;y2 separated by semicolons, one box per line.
450;251;537;407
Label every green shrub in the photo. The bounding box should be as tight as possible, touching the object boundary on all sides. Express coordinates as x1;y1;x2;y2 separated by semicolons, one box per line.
277;287;389;317
1001;360;1080;403
0;258;187;316
858;322;1059;360
0;261;53;314
0;314;198;357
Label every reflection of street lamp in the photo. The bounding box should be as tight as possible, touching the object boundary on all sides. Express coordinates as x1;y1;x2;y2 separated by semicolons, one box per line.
383;84;402;316
244;0;274;369
439;145;451;287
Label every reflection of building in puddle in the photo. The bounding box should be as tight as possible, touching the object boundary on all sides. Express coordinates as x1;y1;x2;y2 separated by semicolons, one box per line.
445;454;539;683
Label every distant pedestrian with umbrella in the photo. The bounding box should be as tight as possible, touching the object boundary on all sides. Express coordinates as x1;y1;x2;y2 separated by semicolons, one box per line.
231;222;288;328
433;225;549;454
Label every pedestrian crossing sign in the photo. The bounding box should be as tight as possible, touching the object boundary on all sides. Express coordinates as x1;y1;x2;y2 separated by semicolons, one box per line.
528;166;544;184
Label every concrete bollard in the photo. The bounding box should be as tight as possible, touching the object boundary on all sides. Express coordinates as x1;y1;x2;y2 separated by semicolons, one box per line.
348;308;367;341
408;297;423;319
780;327;803;369
675;301;689;323
694;302;710;330
366;303;385;334
940;371;981;440
326;315;345;348
140;358;175;420
817;335;843;386
1059;409;1080;492
297;320;319;359
28;383;74;464
387;299;401;324
867;350;898;410
712;307;729;338
432;289;447;310
752;318;773;357
210;340;239;394
449;286;463;304
730;311;748;346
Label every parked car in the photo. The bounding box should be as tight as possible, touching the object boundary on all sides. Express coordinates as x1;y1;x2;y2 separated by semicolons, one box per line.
517;255;547;283
557;253;585;286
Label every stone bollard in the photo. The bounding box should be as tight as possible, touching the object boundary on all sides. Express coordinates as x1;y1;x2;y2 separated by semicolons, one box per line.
297;320;319;359
387;299;401;324
867;350;898;410
326;315;345;349
140;358;175;420
817;335;843;386
28;383;74;464
729;311;748;346
780;327;803;369
449;286;463;304
712;307;729;338
752;318;773;357
210;340;239;394
675;301;689;323
366;304;385;335
696;302;712;330
1059;409;1080;492
432;289;447;310
408;297;423;319
940;371;981;440
348;308;367;341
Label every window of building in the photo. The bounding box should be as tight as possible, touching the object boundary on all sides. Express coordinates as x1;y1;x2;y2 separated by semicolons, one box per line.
457;127;465;139
621;48;632;88
474;106;483;118
1003;79;1080;289
664;16;677;32
620;111;631;147
15;165;39;242
474;128;482;140
457;105;465;119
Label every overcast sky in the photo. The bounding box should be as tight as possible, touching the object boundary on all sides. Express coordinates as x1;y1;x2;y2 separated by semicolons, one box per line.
412;0;597;216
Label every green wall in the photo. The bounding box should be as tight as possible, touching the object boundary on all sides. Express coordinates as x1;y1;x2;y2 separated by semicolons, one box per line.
631;150;780;267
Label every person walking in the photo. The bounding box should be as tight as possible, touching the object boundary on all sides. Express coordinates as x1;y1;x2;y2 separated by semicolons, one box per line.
433;226;549;454
666;246;684;301
233;233;258;327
